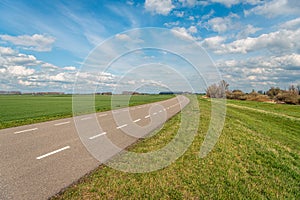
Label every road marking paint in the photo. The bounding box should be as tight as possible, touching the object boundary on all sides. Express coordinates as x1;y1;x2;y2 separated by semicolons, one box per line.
14;128;38;134
153;112;157;115
163;108;166;111
117;124;128;129
159;110;162;113
99;113;108;117
54;121;70;126
133;119;141;123
36;146;70;160
89;132;107;140
112;111;119;114
81;117;92;121
137;106;142;109
145;115;150;118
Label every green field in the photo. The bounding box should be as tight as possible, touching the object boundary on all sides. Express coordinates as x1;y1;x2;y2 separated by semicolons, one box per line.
52;96;300;199
0;94;174;129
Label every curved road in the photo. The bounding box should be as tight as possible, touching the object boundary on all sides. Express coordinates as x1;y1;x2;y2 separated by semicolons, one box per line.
0;95;189;200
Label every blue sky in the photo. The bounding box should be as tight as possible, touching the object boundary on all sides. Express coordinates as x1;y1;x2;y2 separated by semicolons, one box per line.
0;0;299;93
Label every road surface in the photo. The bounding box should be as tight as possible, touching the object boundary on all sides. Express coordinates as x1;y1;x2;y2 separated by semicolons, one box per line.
0;95;189;200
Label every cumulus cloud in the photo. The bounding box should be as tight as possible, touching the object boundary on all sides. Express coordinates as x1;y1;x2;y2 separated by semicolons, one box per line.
7;65;35;76
207;13;239;33
245;0;300;18
0;34;55;52
115;34;131;41
205;28;300;54
280;17;300;30
174;11;184;17
216;54;300;90
171;27;198;40
188;26;197;33
201;36;226;50
178;0;261;8
145;0;175;15
236;24;261;39
0;46;15;56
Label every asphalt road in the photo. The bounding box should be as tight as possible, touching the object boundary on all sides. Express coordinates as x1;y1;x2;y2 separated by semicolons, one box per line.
0;95;189;200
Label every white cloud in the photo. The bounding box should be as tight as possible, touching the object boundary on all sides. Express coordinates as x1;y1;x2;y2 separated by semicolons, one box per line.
0;34;55;52
174;11;184;17
188;16;195;21
7;54;38;66
245;0;300;18
126;0;134;6
188;26;197;33
49;73;66;81
201;36;226;50
171;27;196;40
0;46;15;56
236;24;261;39
179;0;262;8
7;65;35;76
207;13;239;33
208;28;300;54
178;0;208;7
63;66;77;71
216;54;300;90
144;0;175;15
115;34;131;41
164;21;180;28
210;0;241;7
280;17;300;30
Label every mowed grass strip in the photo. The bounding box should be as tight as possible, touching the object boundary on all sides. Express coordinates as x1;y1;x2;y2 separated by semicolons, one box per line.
52;96;300;199
0;94;173;129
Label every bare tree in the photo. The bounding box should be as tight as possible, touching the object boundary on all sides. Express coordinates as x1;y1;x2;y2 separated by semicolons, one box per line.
206;80;228;98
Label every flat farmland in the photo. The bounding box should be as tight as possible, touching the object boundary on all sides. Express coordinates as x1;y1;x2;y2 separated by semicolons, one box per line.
0;94;174;129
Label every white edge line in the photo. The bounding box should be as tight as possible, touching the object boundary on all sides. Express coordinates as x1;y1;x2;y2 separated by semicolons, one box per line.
133;119;141;123
89;132;107;140
54;121;70;126
36;146;70;160
14;128;38;134
116;124;128;129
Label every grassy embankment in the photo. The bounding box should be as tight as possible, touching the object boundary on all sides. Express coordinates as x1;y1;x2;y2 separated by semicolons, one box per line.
0;94;173;129
52;96;299;199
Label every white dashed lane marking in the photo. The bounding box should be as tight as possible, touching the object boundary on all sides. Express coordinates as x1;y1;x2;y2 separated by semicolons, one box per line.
81;117;92;121
116;124;128;129
54;121;70;126
133;119;141;123
36;146;70;160
14;128;38;134
89;132;107;140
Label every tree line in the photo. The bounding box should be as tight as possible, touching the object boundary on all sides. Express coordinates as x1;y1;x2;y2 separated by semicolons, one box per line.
206;80;300;105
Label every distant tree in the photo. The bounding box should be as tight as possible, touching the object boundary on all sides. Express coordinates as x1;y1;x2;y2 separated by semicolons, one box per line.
296;84;300;95
205;80;228;98
266;87;281;98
